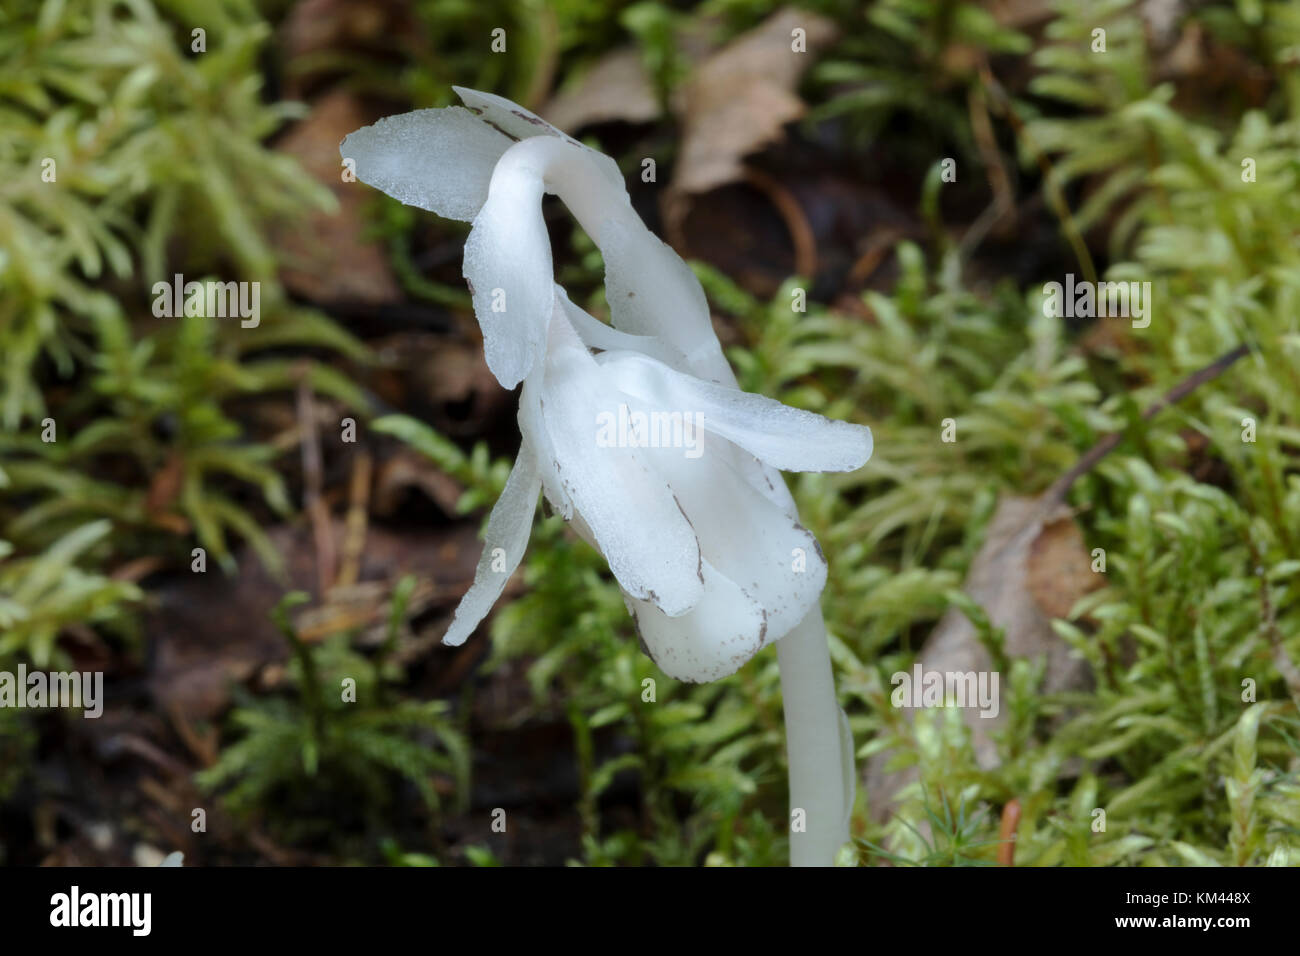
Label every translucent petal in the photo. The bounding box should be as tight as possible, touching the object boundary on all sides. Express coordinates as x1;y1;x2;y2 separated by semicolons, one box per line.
339;107;513;222
730;447;800;518
442;446;542;646
626;559;767;683
541;321;703;616
602;351;873;473
634;434;827;644
463;164;552;388
519;364;572;520
597;216;733;383
453;87;626;195
554;286;688;370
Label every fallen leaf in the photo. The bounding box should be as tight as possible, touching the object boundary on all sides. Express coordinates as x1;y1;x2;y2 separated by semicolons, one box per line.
273;89;401;306
864;495;1098;822
668;8;838;198
144;451;185;516
1026;513;1103;620
541;48;661;132
419;338;510;436
371;335;510;438
373;447;464;517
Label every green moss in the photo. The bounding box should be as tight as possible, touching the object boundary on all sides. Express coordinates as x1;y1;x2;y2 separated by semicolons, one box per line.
4;0;1298;866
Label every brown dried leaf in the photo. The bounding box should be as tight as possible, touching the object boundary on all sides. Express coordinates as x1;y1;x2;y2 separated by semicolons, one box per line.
1026;514;1103;620
864;496;1099;822
542;48;661;132
273;90;401;306
669;8;838;197
372;447;464;517
144;451;185;516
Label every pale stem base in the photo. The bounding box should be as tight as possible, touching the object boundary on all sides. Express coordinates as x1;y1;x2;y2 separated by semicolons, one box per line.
777;606;852;866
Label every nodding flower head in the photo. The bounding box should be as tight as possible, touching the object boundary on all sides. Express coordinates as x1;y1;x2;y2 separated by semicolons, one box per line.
342;88;872;683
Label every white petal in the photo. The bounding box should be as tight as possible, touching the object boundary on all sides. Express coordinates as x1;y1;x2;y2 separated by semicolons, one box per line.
626;559;767;683
442;445;542;646
554;286;689;370
635;435;827;644
340;107;514;222
463;160;553;388
453;87;626;195
602;351;873;473
519;365;572;520
541;318;703;615
597;216;733;383
731;449;800;517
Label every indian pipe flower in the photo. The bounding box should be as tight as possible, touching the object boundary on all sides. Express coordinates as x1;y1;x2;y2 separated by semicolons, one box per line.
342;88;872;865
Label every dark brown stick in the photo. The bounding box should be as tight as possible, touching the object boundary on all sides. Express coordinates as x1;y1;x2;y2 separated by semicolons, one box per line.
296;363;336;597
1249;540;1300;709
1045;343;1251;505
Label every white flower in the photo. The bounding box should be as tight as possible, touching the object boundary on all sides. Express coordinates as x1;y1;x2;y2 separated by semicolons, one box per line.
342;88;872;683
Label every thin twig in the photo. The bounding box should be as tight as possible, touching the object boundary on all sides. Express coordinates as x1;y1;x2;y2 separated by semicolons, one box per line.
1249;540;1300;710
1045;343;1251;505
967;82;1014;223
744;166;818;279
847;227;904;289
296;363;336;596
335;451;373;589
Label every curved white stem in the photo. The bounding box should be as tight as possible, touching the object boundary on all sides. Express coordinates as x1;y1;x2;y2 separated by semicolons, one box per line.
489;135;633;245
489;136;733;383
778;606;853;866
